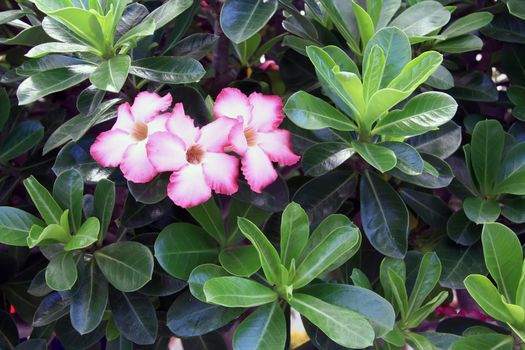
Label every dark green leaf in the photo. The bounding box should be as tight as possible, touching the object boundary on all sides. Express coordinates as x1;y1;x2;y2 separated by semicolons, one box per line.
53;169;83;232
0;120;44;162
233;302;285;350
219;245;261;277
220;0;278;43
129;57;205;84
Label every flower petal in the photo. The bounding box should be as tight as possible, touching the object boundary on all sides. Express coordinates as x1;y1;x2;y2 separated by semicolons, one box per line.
202;152;239;195
166;103;200;147
146;113;170;135
213;88;251;121
228;122;248;155
167;165;212;208
199;117;236;152
120;142;158;183
90;129;134;167
257;130;300;166
241;146;277;193
247;92;284;132
112;102;135;132
131;91;172;123
146;132;187;172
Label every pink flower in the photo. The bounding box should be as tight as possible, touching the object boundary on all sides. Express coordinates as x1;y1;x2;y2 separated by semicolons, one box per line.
146;103;239;208
90;92;172;183
214;88;299;193
258;60;279;71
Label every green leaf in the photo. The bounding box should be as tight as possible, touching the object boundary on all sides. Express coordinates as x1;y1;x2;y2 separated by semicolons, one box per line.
390;1;450;37
0;120;44;162
352;1;374;48
27;222;70;248
400;188;450;228
232;34;261;65
360;171;409;258
237;217;282;285
167;291;243;337
377;0;402;29
442;12;493;39
70;260;108;334
93;179;115;240
407;252;441;316
426;65;455;90
389;153;454;189
95;241;154;292
289;293;374;348
144;0;192;29
364;88;410;123
293;217;361;289
129;57;205;84
89;56;130;93
301;142;354;176
387;51;443;93
387;268;409;319
154;223;219;280
114;17;155;49
363;45;386;103
501;198;525;223
219;245;261;277
17;67;91;105
53;169;83;232
451;332;513;350
25;42;93;58
406;333;435;350
0;26;51;46
280;202;309;268
352;141;397;173
306;46;360;117
381;142;424;176
283;91;357;131
509;0;525;21
45;250;78;291
0;207;44;246
46;7;106;53
219;0;278;43
187;197;225;245
128;174;168;205
373;92;457;138
188;264;230;302
204;276;278;307
437;240;486;289
23;175;63;225
470;119;505;194
482;223;523;303
464;274;515;323
463;197;500;224
408;120;462;159
64;217;100;251
301;283;395;338
363;27;411;88
334;71;366;115
433;35;483;54
109;290;157;345
494;142;525;195
233;301;285;350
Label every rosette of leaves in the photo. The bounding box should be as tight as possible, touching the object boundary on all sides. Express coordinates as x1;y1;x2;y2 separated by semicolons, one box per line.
0;171;163;345
283;28;457;258
464;223;525;343
351;253;449;349
182;202;395;349
1;0;206;104
446;119;525;245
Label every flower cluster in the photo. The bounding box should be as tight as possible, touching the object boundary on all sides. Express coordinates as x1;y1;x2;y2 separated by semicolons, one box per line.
90;88;300;208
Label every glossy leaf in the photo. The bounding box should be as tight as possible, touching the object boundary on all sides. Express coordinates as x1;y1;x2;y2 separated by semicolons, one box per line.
53;169;83;232
0;120;44;162
219;245;261;277
351;141;397;173
45;250;78;291
23;175;63;225
0;207;44;246
463;197;500;224
220;0;278;43
204;276;278;307
64;217;100;251
129;57;205;84
89;56;130;93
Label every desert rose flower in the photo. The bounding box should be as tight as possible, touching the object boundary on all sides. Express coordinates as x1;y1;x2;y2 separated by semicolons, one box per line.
146;103;239;208
213;88;300;192
90;92;172;183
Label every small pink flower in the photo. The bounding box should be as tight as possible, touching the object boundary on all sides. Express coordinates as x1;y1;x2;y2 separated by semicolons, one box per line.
146;103;239;208
214;88;299;193
90;92;172;183
258;60;279;71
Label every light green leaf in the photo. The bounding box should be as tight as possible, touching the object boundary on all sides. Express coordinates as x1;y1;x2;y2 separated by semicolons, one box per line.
387;51;443;93
45;250;78;291
442;12;494;39
464;274;515;323
23;175;63;225
53;169;83;232
352;1;374;48
27;222;70;248
289;293;374;348
482;223;523;303
433;35;483;54
407;252;441;316
0;207;44;246
64;217;100;251
144;0;192;29
237;217;282;285
280;202;309;268
188;264;230;302
114;18;155;49
363;45;386;103
390;1;450;37
284;91;357;131
89;55;130;93
204;276;277;307
26;42;93;58
351;141;397;173
373;92;458;138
